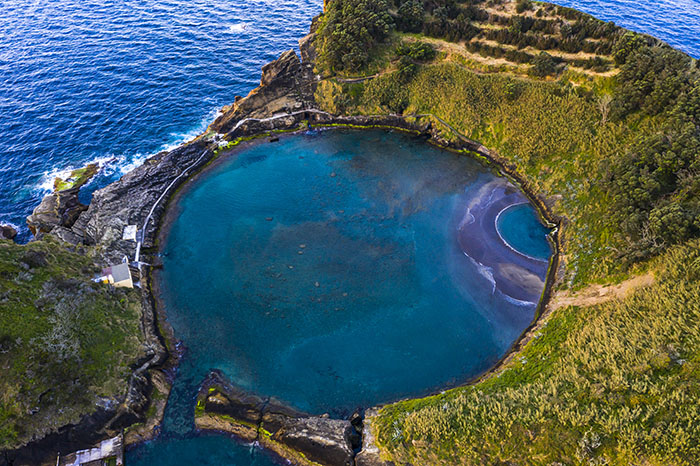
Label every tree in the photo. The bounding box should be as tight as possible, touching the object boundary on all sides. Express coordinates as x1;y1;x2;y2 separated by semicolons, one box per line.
397;0;424;32
611;31;645;64
516;0;532;14
317;0;394;72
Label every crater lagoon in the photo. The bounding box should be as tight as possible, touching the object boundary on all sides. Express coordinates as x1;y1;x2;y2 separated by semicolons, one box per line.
128;129;552;465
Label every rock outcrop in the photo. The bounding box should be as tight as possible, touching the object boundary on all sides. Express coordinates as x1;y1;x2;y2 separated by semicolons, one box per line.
26;163;99;238
69;141;212;264
26;186;89;237
0;223;17;240
354;409;393;466
195;371;355;466
208;37;318;134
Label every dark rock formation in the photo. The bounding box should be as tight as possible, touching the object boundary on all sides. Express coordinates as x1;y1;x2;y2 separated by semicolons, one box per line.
354;409;394;466
299;31;318;64
195;371;354;466
0;224;17;240
26;187;88;238
208;46;318;135
26;164;100;238
69;141;212;264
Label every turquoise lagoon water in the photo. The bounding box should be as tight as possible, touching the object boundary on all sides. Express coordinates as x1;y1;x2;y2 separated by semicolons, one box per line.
128;129;552;465
497;204;553;262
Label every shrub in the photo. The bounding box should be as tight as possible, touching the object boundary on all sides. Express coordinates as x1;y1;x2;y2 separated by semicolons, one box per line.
396;41;436;61
515;0;531;14
530;51;558;76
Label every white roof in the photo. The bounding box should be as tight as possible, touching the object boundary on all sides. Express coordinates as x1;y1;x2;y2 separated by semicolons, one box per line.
123;225;138;241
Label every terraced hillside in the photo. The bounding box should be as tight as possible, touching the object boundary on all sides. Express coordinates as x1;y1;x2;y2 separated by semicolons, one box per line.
314;0;700;463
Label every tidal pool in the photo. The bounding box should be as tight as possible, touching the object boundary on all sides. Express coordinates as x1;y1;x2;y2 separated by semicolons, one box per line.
497;203;552;261
128;129;551;464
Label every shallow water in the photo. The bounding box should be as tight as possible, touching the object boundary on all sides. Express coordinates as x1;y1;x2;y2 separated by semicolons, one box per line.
497;204;553;262
127;129;551;464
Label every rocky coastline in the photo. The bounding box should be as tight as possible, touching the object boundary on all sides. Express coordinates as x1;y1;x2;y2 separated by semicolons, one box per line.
7;20;562;466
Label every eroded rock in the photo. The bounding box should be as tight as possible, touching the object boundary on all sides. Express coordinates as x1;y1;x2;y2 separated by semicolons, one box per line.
355;409;394;466
0;223;17;240
208;49;318;134
195;371;354;466
27;187;88;238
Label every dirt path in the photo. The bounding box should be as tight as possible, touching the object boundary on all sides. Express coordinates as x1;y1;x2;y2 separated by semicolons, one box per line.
550;272;655;309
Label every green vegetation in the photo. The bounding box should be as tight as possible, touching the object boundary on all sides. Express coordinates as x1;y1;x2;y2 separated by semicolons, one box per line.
373;241;700;465
315;0;393;72
53;163;99;192
314;0;700;463
0;238;144;450
316;0;699;285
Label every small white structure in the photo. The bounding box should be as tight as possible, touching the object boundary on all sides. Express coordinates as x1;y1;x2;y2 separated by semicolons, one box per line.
58;434;123;466
122;225;138;241
100;263;133;289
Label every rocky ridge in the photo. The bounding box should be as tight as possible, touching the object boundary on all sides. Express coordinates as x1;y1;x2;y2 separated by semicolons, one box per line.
195;371;358;466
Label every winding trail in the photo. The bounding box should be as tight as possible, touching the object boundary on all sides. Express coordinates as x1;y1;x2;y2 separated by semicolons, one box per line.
550;272;655;309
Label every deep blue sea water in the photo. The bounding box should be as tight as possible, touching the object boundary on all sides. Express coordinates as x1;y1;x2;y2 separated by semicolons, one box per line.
0;0;323;241
0;0;698;242
1;0;697;464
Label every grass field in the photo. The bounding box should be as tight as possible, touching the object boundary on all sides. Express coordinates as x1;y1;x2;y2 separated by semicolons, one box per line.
0;238;144;450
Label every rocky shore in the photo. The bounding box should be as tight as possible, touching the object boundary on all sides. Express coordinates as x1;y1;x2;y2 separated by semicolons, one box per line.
7;18;561;466
195;371;359;466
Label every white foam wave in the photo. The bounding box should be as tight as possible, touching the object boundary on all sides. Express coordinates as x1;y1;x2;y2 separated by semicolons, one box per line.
0;220;20;230
500;292;536;307
228;22;248;33
35;154;118;194
464;253;496;294
33;108;223;195
457;207;475;229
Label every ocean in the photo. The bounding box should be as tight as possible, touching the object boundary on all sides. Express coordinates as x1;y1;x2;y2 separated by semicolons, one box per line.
1;0;698;240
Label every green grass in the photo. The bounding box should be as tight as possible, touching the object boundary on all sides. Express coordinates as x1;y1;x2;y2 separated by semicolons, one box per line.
372;240;700;465
53;163;99;192
0;237;144;450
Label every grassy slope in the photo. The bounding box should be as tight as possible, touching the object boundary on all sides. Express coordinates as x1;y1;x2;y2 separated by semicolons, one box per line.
0;238;144;450
315;1;700;464
373;242;700;464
